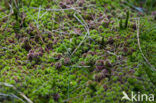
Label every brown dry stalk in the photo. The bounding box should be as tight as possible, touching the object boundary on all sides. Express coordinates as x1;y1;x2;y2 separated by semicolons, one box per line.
136;18;155;71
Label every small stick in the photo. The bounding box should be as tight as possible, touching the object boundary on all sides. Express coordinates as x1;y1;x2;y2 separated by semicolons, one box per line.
0;93;26;103
0;4;13;20
31;7;83;11
136;18;155;71
106;51;119;58
70;12;90;56
0;82;33;103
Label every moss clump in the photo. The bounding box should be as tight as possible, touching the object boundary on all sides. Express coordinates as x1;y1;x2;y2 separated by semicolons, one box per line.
0;0;156;103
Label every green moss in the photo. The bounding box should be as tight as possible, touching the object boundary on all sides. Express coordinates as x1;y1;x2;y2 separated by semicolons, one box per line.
0;0;156;103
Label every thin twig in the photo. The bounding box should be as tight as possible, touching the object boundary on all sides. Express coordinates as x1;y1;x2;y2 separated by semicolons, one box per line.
13;0;18;8
0;4;13;20
136;18;155;71
33;6;46;45
69;66;90;68
0;93;26;103
70;12;90;56
40;11;47;18
37;6;41;28
0;82;33;103
106;51;119;58
31;5;96;12
31;7;83;11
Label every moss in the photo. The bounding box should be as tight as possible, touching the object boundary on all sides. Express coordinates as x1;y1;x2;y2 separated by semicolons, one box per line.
0;0;156;103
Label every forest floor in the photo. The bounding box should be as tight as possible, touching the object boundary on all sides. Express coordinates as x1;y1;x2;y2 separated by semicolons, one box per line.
0;0;156;103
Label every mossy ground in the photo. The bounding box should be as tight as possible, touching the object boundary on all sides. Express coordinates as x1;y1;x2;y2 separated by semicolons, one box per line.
0;0;156;103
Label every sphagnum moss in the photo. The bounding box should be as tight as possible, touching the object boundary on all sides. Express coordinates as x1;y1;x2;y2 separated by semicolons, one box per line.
0;0;156;103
